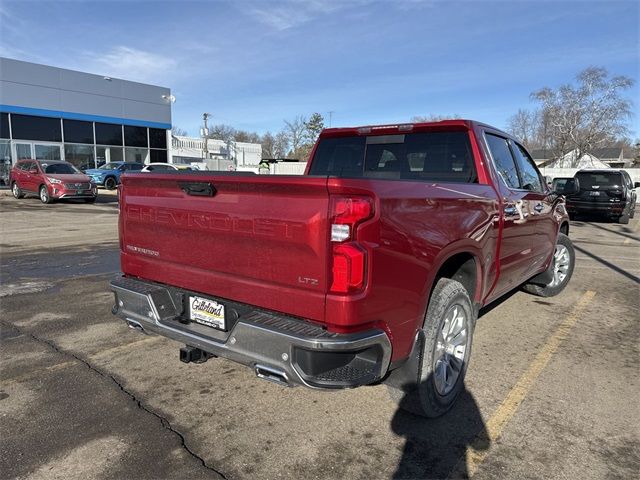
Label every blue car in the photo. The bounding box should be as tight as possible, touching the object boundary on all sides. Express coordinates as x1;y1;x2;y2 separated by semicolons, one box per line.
84;162;144;190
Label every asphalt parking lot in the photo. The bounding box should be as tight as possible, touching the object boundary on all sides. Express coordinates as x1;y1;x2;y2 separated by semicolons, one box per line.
1;192;638;480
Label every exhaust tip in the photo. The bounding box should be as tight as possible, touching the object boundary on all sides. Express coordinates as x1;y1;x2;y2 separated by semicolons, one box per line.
255;364;291;387
126;320;146;334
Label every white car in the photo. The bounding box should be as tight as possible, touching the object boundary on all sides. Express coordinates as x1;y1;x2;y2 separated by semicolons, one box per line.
141;163;194;172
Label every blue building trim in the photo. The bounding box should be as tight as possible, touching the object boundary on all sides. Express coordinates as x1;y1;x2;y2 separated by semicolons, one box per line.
0;104;171;130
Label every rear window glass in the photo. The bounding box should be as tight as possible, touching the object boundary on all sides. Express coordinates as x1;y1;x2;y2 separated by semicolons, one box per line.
308;131;477;183
41;162;80;174
575;172;623;189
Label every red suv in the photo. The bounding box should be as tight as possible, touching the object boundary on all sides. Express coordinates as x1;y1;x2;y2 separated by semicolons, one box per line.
9;159;98;204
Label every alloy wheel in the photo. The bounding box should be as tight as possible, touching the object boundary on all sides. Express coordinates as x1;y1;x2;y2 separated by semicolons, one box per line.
550;244;570;287
433;304;468;396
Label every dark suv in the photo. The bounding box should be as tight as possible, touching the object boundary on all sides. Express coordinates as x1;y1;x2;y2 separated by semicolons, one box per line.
554;169;639;224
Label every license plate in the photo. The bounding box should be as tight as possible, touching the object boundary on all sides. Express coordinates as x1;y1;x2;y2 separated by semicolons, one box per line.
189;296;225;330
77;190;84;195
589;191;600;196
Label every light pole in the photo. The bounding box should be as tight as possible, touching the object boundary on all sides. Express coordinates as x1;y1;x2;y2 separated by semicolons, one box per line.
201;113;210;160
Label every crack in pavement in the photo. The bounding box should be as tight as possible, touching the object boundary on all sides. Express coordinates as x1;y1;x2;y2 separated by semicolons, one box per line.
0;320;228;480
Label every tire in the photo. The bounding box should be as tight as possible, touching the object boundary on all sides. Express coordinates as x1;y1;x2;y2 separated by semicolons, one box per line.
39;185;52;204
387;278;475;418
630;206;635;219
523;233;575;297
104;177;117;190
11;182;24;199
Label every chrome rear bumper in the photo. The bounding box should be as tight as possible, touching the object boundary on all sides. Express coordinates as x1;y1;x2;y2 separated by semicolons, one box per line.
110;276;391;389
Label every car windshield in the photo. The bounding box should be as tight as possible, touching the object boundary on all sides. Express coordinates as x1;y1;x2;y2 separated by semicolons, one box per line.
42;163;80;174
575;172;622;189
98;163;121;170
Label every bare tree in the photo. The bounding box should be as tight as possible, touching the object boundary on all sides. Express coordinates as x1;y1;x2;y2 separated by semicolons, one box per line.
283;115;307;158
274;131;289;158
235;130;261;143
260;132;274;158
531;67;634;165
171;126;188;136
506;109;540;148
208;124;236;143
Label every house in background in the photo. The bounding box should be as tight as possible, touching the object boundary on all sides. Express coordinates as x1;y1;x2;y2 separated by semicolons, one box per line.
530;147;633;169
589;147;634;168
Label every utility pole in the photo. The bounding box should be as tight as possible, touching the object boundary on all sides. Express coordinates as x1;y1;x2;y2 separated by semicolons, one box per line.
201;113;210;160
328;111;334;128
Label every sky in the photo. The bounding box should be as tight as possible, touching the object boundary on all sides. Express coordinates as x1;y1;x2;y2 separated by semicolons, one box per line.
1;0;638;137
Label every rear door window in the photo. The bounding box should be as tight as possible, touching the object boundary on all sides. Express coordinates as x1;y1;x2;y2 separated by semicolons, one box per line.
511;142;544;192
309;131;477;183
485;134;520;189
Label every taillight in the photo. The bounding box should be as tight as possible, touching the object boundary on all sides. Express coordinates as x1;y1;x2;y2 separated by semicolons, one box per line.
329;196;373;293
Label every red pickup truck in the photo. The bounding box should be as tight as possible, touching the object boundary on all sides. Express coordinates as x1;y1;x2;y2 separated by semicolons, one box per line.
110;120;577;417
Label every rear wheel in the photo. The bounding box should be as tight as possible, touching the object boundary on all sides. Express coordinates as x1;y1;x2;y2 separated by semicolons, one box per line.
387;278;475;418
11;182;24;199
104;177;116;190
39;185;52;204
523;233;575;297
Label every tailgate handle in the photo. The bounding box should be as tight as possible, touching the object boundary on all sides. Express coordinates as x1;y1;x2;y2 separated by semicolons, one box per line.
179;182;216;197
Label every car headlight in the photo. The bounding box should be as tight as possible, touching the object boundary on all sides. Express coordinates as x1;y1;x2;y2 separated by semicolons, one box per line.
47;177;62;184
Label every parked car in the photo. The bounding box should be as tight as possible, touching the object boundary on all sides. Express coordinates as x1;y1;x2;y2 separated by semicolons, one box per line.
84;162;144;189
555;169;639;224
141;163;194;172
110;119;577;418
10;159;97;204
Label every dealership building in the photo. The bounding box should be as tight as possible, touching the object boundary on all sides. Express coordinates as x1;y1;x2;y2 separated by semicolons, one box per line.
0;57;172;182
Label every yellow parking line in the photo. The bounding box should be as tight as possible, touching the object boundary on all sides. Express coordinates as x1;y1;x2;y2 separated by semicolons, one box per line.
454;290;596;478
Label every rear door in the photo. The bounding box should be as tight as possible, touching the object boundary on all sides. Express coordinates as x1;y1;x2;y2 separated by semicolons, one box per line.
510;141;556;266
22;161;39;192
484;133;540;296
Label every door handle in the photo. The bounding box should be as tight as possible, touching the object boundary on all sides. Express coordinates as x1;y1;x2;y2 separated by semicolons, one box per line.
179;181;216;197
534;203;544;213
504;206;517;216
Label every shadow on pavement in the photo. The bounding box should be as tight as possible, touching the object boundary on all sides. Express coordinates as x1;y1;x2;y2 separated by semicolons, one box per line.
574;244;639;284
390;380;489;479
583;221;639;242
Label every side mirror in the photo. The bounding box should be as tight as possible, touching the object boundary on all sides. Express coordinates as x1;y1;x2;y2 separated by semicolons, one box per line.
634;182;640;189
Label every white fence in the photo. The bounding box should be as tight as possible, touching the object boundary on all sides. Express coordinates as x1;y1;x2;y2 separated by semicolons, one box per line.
540;167;640;184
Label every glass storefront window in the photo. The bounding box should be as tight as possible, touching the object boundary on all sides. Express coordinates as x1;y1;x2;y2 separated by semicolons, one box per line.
149;128;167;149
65;144;95;170
63;119;94;144
95;123;123;146
96;146;124;167
124;126;148;147
0;139;12;185
125;147;148;163
35;144;62;160
11;114;62;142
1;113;9;139
150;149;167;163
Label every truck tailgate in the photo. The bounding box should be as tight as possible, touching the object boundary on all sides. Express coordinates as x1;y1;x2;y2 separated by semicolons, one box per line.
119;173;330;322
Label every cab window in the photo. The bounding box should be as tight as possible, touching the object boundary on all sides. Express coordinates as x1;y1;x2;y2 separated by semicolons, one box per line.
485;134;520;189
511;142;544;192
